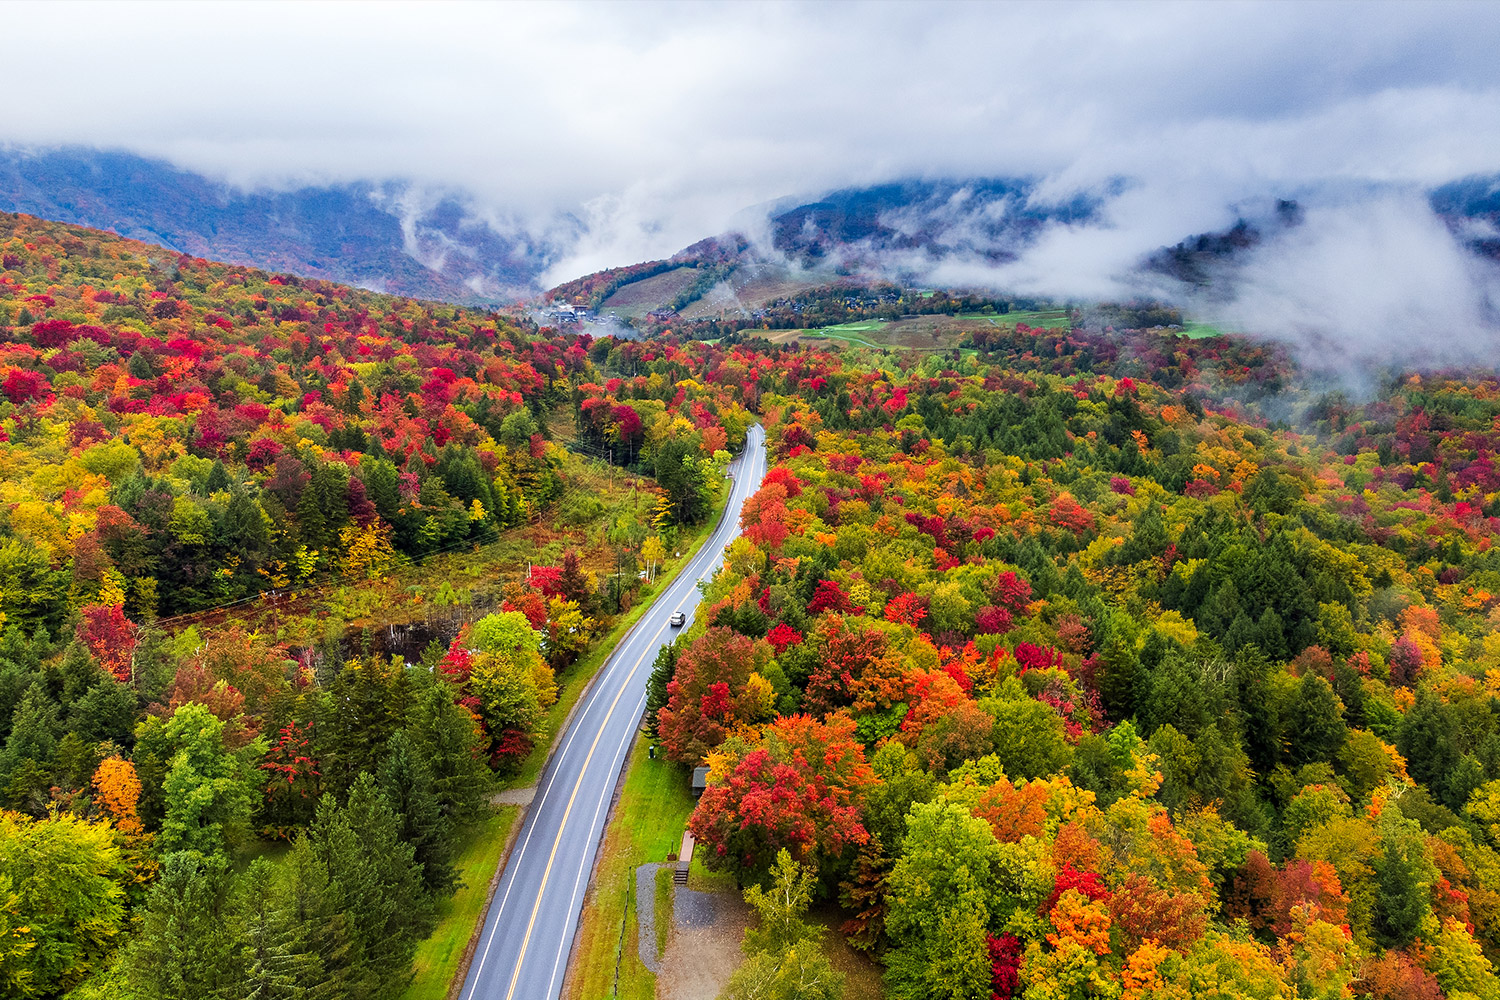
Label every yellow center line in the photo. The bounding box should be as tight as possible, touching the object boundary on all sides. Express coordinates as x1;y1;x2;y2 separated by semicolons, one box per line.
501;616;669;1000
493;429;762;1000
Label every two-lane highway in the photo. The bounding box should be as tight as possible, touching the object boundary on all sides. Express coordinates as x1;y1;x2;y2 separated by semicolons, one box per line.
461;424;767;1000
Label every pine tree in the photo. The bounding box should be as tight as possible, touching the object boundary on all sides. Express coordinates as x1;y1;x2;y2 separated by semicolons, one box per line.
281;834;352;1000
313;776;431;999
1398;690;1459;802
644;641;678;738
378;731;456;897
123;851;245;998
1287;672;1347;766
1;683;60;808
1233;644;1282;776
296;484;328;553
406;685;490;823
205;459;232;494
238;858;320;1000
1372;814;1434;949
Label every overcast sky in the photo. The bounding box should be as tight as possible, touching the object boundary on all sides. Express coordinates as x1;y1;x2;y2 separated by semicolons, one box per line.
5;0;1500;346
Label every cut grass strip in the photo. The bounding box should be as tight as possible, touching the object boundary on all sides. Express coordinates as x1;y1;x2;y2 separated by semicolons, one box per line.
402;805;520;1000
654;865;674;958
562;734;697;1000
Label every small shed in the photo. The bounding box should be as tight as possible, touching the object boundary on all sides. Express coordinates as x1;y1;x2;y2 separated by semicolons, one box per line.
691;765;710;797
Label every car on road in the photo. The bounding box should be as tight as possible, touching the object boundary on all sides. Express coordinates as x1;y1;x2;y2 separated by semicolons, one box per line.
669;611;686;627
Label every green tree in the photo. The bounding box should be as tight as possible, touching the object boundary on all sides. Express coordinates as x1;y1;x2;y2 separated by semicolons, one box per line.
1288;672;1347;767
884;799;1001;1000
654;438;712;525
984;682;1072;781
236;857;324;1000
122;850;243;1000
720;850;844;1000
405;685;491;823
312;774;431;999
1372;811;1435;949
644;640;678;739
1398;689;1461;808
0;811;128;998
717;938;844;1000
378;731;456;897
1;684;61;812
742;850;818;954
159;703;258;856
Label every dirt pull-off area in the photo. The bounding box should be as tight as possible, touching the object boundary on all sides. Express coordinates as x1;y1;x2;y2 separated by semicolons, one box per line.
654;885;750;1000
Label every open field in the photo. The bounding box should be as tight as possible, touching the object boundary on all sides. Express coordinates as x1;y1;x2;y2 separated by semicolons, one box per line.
760;309;1073;352
958;308;1071;328
1178;321;1228;339
402;806;521;1000
602;267;703;318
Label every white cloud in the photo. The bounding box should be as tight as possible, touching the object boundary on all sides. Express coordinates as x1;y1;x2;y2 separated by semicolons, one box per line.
2;0;1499;334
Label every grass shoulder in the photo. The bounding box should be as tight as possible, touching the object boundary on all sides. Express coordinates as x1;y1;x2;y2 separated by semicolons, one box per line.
401;805;521;1000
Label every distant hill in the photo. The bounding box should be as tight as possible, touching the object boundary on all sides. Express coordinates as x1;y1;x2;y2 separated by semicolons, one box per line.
547;179;1105;318
766;177;1102;268
0;147;554;304
1431;173;1500;262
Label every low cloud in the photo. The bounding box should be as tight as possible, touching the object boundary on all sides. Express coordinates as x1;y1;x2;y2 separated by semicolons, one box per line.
2;1;1500;363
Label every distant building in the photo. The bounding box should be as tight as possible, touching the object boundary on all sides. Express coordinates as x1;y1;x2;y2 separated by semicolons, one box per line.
691;765;709;797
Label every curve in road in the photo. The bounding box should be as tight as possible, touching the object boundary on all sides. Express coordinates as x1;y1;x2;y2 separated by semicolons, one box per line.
460;423;767;1000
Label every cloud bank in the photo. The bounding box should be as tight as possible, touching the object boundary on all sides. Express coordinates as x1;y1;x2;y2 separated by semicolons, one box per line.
4;1;1500;359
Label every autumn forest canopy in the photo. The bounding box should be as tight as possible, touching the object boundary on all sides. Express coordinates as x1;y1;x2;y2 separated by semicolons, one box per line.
6;209;1500;1000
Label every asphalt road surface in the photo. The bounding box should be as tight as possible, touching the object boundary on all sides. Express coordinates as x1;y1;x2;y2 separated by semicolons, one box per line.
460;423;767;1000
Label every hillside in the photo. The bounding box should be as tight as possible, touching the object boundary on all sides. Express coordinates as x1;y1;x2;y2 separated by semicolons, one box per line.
0;148;552;304
12;208;1500;999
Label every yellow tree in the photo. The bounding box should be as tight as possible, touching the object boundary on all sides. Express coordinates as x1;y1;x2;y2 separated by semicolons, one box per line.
641;535;667;582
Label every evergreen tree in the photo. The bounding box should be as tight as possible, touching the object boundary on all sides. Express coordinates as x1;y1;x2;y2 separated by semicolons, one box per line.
281;834;352;999
205;460;232;495
2;683;60;809
406;685;491;823
238;858;321;1000
312;775;431;999
123;851;244;999
1287;673;1347;767
1372;814;1435;949
1232;645;1282;776
644;640;678;739
1398;690;1460;806
378;731;456;897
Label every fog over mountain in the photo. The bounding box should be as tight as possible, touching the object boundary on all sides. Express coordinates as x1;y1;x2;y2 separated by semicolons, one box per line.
3;2;1500;358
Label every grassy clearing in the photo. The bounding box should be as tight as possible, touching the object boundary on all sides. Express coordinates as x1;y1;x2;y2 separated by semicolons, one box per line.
958;309;1071;329
402;806;520;1000
1178;321;1227;339
563;734;697;1000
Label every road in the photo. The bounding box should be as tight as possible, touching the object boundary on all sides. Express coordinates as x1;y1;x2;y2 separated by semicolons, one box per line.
460;423;767;1000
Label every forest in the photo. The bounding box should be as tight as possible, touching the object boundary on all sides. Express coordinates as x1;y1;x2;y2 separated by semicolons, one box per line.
629;334;1500;997
0;214;747;998
7;206;1500;1000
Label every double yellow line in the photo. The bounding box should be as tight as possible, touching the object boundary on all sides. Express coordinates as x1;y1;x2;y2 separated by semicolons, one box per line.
468;425;764;1000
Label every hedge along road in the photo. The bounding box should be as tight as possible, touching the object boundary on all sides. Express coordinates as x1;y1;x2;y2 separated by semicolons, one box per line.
460;423;767;1000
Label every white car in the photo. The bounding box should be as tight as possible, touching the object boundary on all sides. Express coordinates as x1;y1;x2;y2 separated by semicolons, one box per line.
669;612;686;627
